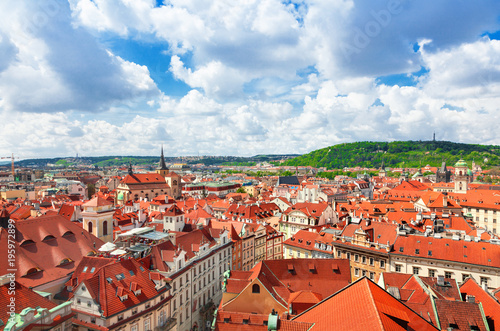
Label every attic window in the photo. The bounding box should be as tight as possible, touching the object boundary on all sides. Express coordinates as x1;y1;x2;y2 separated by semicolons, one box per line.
139;266;145;272
415;249;420;255
20;240;35;247
106;277;113;283
224;318;230;323
287;264;295;273
25;268;40;276
129;270;135;276
306;241;311;245
43;235;56;241
83;266;88;272
243;319;249;324
59;258;72;266
399;247;404;252
116;273;125;280
62;231;74;237
428;251;432;256
298;239;303;243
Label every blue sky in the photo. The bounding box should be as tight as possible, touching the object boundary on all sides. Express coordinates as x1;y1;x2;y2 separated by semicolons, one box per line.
1;0;500;158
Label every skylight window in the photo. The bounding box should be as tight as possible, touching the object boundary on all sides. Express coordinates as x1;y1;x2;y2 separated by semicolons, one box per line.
116;273;125;280
90;267;95;273
129;270;135;276
83;266;88;272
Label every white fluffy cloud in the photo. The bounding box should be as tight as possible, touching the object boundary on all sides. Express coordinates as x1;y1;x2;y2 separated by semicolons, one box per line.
0;0;159;113
2;0;500;158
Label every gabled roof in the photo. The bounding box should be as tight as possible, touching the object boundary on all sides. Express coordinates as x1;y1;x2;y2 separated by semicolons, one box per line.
460;277;500;331
58;203;75;221
283;202;329;218
293;277;439;330
78;258;167;317
223;259;351;313
66;256;116;291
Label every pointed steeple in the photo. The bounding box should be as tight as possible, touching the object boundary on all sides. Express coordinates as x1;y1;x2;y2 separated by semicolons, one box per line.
158;145;168;170
128;161;133;175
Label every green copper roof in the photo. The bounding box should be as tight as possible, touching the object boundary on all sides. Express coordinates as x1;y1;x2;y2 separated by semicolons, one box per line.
454;159;467;167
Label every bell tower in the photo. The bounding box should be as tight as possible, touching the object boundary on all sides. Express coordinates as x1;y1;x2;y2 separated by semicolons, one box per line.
454;159;469;194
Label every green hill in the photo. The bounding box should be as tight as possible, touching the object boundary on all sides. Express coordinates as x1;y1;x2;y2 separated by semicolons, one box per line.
282;141;500;169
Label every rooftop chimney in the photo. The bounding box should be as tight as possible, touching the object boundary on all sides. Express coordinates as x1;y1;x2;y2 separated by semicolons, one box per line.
466;295;475;303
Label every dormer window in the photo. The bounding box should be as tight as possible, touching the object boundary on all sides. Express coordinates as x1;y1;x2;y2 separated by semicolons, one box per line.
59;258;72;266
43;235;56;241
20;240;35;247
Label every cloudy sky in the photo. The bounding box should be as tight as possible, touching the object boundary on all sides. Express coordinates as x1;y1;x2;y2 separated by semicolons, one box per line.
1;0;500;158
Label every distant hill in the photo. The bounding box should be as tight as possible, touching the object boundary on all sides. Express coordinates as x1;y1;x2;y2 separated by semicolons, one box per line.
281;141;500;169
12;154;301;168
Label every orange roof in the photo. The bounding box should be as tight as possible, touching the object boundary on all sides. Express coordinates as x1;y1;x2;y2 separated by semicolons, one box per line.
77;258;169;317
83;196;113;207
121;173;167;184
393;235;500;267
0;215;104;288
0;281;59;327
460;277;500;331
293;277;439;330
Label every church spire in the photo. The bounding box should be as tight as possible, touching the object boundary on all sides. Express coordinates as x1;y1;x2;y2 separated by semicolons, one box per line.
128;161;133;175
158;145;168;170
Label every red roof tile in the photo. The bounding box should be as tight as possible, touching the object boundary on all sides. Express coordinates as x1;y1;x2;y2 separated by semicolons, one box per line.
0;215;104;288
293;277;439;330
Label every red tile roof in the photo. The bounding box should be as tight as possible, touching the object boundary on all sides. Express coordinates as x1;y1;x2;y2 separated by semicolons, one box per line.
83;196;113;207
293;277;439;330
0;281;58;327
58;203;75;220
121;173;168;184
393;235;500;267
77;258;167;317
460;277;500;331
0;215;104;288
214;312;313;331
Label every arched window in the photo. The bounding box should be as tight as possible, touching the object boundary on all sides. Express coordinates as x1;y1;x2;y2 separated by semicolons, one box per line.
252;284;260;293
88;221;93;234
103;221;108;236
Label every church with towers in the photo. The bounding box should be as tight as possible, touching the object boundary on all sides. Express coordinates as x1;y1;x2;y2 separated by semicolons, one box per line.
115;147;182;205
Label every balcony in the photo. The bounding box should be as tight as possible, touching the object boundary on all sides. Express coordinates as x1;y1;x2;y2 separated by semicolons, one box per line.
155;317;176;331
